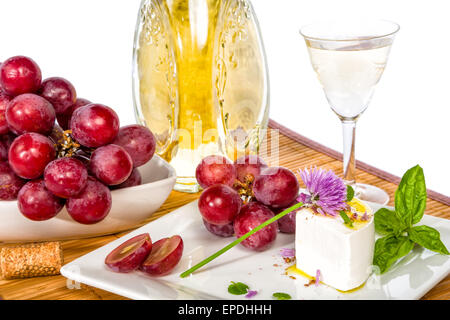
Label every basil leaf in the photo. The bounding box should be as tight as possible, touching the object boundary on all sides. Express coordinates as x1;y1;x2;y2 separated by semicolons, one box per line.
272;292;291;300
394;165;427;227
409;225;449;255
346;185;355;202
374;208;406;236
373;235;415;274
228;281;249;295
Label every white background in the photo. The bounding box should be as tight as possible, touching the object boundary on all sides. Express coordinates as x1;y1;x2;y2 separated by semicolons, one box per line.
0;0;448;196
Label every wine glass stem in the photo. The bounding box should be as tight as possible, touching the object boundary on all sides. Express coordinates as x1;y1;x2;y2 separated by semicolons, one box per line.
341;119;356;185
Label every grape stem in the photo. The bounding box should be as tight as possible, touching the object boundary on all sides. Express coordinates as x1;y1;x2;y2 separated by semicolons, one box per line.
179;201;304;278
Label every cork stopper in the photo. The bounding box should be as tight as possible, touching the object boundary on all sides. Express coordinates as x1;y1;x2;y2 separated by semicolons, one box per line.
0;242;63;280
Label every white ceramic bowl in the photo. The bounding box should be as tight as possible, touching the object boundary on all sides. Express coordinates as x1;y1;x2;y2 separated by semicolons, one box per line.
0;155;176;242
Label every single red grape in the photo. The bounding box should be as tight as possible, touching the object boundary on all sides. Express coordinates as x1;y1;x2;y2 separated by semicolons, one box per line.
0;91;12;134
272;201;299;234
198;184;241;225
234;155;268;183
203;219;234;237
278;211;297;234
253;167;299;208
56;98;91;130
70;104;119;147
6;93;56;135
44;157;88;198
195;155;236;189
112;125;156;168
18;179;65;221
66;177;112;224
39;77;77;115
90;144;133;185
8;133;56;179
0;56;42;96
0;161;26;200
234;202;277;251
111;168;142;190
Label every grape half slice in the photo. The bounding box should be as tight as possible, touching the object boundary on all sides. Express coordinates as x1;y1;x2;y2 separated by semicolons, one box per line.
105;233;153;273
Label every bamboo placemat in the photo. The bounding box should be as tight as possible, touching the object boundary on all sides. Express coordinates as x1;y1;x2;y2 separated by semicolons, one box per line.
0;121;448;300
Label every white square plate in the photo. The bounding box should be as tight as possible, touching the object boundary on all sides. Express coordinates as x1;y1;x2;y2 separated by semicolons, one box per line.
61;200;450;300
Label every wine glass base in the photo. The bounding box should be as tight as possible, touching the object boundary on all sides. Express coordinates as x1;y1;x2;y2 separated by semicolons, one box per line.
354;183;389;205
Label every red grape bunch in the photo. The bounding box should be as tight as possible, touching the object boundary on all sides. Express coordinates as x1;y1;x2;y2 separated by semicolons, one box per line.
0;55;156;225
196;154;300;251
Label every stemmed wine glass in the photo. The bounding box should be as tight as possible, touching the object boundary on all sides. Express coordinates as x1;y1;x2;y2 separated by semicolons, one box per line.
300;20;399;205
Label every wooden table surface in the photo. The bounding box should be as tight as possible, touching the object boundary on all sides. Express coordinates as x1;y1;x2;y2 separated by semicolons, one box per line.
1;122;449;300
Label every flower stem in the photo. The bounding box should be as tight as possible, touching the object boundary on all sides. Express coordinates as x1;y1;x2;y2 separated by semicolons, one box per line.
179;201;304;278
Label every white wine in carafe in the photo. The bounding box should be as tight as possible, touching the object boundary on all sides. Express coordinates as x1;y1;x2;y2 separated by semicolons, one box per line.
133;0;269;192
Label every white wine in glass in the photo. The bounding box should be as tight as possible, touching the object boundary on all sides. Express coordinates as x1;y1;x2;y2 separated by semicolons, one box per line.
300;20;400;205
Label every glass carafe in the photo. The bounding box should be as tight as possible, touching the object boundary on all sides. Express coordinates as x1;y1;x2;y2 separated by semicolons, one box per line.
132;0;269;193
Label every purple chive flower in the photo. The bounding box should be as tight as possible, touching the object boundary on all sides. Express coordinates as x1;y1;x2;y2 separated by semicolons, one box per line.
361;212;369;221
315;270;321;287
297;193;311;204
245;290;258;298
297;167;347;217
280;248;295;258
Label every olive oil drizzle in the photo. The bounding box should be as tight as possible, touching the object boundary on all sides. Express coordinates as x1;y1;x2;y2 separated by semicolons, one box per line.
286;265;366;294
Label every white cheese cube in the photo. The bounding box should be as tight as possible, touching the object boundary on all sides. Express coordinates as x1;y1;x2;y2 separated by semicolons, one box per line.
295;205;374;291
